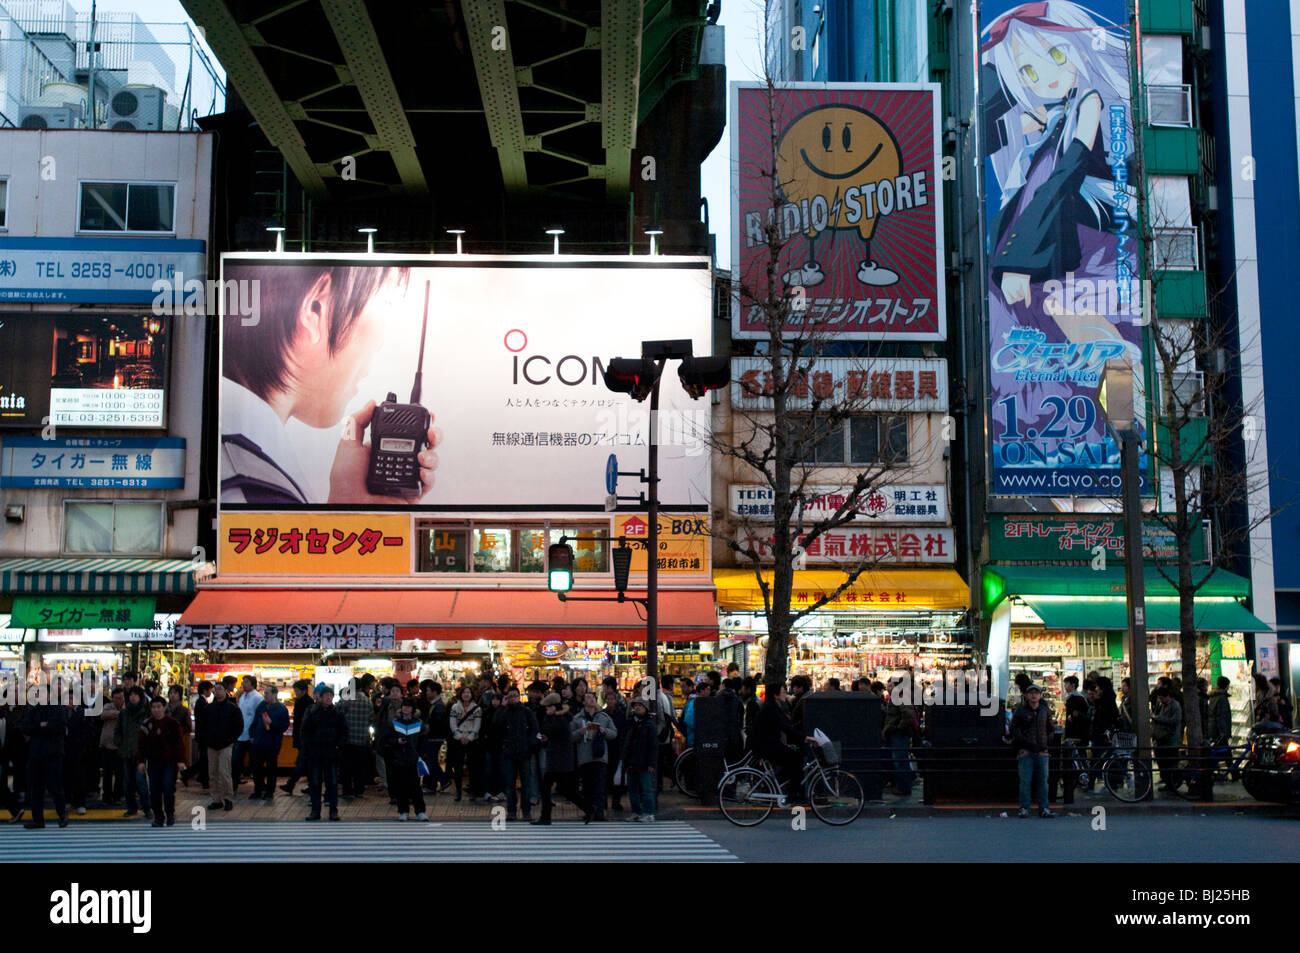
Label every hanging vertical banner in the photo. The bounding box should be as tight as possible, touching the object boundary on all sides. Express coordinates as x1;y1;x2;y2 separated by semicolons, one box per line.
980;1;1150;497
731;82;946;341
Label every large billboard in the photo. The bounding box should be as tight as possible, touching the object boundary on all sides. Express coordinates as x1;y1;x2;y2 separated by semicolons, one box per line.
0;313;170;429
218;256;713;510
731;82;945;341
980;0;1149;497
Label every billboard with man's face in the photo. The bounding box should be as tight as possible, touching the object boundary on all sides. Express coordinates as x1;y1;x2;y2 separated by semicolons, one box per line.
731;82;945;341
218;256;714;511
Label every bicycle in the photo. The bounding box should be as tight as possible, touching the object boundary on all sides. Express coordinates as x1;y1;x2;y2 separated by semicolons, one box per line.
1099;732;1153;802
674;746;758;798
717;748;864;827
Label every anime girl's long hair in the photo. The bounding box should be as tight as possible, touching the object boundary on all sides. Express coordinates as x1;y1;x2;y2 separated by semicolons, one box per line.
982;1;1131;220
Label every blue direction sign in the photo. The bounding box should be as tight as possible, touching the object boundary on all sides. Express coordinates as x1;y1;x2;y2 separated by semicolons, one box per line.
606;454;619;495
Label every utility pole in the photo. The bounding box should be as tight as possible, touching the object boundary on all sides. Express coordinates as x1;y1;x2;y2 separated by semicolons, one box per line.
87;1;98;130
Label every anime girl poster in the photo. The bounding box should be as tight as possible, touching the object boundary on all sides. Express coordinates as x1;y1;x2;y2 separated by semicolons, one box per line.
981;0;1150;500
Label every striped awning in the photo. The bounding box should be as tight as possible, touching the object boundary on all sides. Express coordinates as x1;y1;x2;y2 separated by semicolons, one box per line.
0;557;203;595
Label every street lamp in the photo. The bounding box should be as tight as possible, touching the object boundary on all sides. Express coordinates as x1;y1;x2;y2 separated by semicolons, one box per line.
546;227;565;255
358;227;377;253
602;339;729;706
446;228;466;254
644;226;663;256
266;225;285;253
1104;361;1152;795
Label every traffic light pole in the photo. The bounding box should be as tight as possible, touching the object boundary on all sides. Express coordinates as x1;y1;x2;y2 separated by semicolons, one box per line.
646;365;663;692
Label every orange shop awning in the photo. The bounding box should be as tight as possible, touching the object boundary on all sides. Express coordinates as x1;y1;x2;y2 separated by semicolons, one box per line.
179;589;718;643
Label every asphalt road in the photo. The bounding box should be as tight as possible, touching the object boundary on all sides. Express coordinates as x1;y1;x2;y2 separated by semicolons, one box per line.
696;814;1300;862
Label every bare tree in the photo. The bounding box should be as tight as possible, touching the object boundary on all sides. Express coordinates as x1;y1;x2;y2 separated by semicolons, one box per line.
721;62;948;684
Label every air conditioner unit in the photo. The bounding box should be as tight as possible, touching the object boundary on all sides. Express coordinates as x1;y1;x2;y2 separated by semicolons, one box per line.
19;105;80;129
106;86;164;131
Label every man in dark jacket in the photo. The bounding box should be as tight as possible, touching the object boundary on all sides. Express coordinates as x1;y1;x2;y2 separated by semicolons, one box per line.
249;685;290;800
533;693;578;825
739;677;761;741
0;699;26;822
1207;676;1232;745
419;680;450;794
204;682;244;812
300;683;347;821
182;680;212;788
138;696;185;827
115;686;152;818
623;696;660;822
278;679;314;796
1152;685;1184;792
493;687;539;821
19;694;69;829
1010;684;1056;819
751;682;820;800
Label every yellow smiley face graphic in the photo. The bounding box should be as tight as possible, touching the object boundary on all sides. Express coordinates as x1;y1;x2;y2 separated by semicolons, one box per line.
776;104;902;243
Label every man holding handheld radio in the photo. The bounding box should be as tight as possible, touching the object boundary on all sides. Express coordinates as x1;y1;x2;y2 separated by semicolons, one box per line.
220;264;442;505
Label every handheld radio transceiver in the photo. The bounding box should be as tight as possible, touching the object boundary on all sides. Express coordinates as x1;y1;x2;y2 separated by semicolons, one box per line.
365;281;432;497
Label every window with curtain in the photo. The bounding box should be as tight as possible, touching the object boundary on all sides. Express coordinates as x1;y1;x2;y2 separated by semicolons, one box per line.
64;501;163;554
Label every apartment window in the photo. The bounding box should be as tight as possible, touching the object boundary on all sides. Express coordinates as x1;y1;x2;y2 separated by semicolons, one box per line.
794;415;908;465
63;501;163;554
1167;370;1206;417
1154;227;1199;269
0;178;7;229
1146;84;1193;127
78;181;176;233
416;522;607;574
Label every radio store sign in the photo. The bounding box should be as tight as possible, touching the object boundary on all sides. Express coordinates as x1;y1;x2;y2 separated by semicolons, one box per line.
174;624;398;651
729;484;946;523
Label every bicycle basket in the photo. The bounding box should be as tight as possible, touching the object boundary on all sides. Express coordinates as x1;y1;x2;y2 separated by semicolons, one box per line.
1113;732;1137;749
816;740;841;766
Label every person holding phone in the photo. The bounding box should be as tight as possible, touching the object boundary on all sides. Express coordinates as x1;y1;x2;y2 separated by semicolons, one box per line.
220;264;441;504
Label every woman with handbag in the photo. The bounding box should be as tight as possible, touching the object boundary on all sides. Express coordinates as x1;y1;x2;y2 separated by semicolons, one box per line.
571;692;617;823
447;685;481;802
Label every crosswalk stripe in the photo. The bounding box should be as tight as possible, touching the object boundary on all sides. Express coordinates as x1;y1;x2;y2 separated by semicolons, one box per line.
0;821;738;862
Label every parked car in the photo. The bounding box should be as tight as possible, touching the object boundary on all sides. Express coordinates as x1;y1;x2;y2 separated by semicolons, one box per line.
1242;729;1300;804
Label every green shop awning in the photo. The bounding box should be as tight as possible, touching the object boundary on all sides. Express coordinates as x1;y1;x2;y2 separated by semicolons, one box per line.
0;557;201;595
1022;596;1271;632
985;564;1270;632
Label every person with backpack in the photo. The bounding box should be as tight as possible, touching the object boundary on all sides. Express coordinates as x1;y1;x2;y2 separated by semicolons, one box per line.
882;676;918;797
376;696;428;820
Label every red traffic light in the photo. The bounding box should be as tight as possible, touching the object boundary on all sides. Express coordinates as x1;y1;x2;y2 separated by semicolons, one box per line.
677;355;730;399
602;357;660;402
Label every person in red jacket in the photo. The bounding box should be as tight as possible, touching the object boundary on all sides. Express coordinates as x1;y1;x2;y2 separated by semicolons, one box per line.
138;697;185;827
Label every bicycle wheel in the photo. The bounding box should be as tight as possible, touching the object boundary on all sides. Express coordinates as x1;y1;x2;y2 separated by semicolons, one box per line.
807;767;864;826
1103;755;1153;802
674;748;699;799
718;767;777;827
